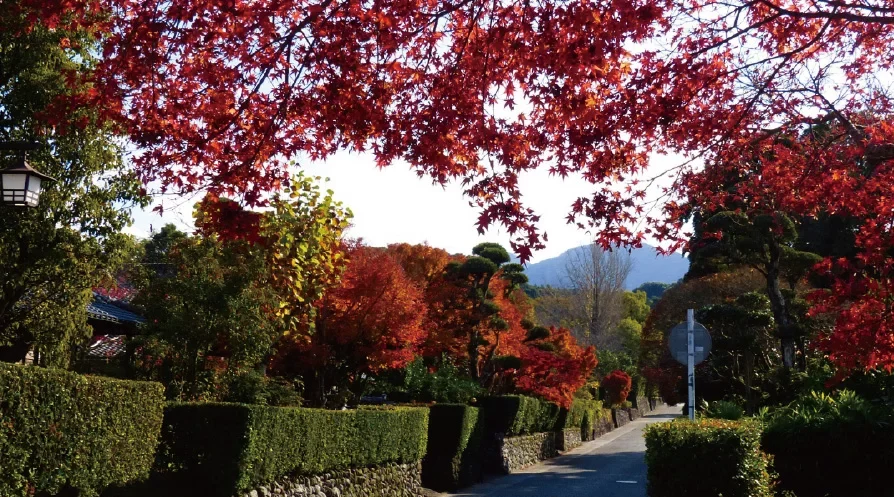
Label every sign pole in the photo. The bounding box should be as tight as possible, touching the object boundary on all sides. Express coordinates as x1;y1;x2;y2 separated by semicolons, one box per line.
687;309;695;420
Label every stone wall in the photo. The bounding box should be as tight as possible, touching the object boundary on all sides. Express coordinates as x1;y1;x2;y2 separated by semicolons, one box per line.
558;427;582;452
239;463;423;497
489;432;558;474
612;408;631;428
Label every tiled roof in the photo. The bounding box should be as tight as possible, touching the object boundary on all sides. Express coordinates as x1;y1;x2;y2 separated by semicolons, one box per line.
86;335;127;358
87;293;146;325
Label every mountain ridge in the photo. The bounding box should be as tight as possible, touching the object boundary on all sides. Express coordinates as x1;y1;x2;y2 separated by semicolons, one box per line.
523;244;689;289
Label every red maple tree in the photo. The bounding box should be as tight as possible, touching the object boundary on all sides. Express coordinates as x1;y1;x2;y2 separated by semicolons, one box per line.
516;326;598;408
272;244;426;404
13;0;894;372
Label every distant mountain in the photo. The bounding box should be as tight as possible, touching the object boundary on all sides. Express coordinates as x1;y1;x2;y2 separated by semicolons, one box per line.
524;244;689;290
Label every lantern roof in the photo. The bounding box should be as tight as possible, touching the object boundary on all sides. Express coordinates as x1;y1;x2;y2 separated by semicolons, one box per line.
2;155;56;182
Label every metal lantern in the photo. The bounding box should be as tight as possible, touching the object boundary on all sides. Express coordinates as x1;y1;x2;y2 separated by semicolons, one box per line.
0;155;55;207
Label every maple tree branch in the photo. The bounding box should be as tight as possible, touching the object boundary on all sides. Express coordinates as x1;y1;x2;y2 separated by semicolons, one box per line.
755;0;894;24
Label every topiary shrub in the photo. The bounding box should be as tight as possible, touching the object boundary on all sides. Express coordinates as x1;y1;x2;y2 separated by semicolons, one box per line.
479;395;562;436
0;363;165;497
156;403;429;496
422;404;483;491
602;370;632;407
564;399;603;440
762;390;894;497
644;419;773;497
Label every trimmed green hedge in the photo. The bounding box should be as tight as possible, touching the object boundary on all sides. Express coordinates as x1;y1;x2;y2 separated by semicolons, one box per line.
158;403;429;495
479;395;562;436
644;419;773;497
0;363;165;497
762;391;894;497
422;404;483;491
566;399;604;440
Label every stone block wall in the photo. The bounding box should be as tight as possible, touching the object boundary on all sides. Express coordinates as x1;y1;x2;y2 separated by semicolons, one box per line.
239;462;423;497
558;427;582;452
490;432;559;474
612;408;631;428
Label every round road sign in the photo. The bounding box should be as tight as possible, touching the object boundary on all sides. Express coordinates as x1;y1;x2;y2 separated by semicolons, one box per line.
668;322;712;365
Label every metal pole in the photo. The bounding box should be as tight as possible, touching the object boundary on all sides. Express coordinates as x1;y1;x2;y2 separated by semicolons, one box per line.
687;309;695;420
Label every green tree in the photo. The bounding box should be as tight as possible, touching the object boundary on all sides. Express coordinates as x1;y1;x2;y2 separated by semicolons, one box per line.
135;234;279;400
696;293;776;412
442;242;528;382
689;211;821;369
0;10;145;365
622;290;650;324
634;282;672;306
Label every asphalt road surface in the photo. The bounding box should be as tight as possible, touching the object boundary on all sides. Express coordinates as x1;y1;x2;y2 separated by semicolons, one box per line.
447;405;680;497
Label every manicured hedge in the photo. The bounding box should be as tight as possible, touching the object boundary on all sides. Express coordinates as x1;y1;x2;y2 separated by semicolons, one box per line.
158;403;429;496
567;399;604;440
479;395;562;436
762;393;894;497
422;404;483;491
0;363;165;497
644;419;773;497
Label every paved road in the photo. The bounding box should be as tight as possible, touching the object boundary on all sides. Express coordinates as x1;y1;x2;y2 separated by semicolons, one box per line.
448;406;679;497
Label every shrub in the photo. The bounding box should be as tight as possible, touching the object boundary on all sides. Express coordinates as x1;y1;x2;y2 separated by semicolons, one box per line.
224;371;301;406
422;404;483;491
602;370;632;406
157;403;429;495
479;395;562;436
701;399;745;420
565;399;602;440
762;390;894;497
644;419;773;497
0;363;165;497
397;358;482;404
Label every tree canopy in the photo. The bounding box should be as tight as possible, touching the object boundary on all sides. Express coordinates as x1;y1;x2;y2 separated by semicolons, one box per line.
11;0;894;372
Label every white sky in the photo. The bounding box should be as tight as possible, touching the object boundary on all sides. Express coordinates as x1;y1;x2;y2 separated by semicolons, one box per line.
127;151;684;264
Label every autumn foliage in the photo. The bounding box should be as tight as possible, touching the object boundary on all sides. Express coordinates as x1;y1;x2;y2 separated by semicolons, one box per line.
602;370;633;407
516;327;598;408
271;245;426;403
12;0;894;376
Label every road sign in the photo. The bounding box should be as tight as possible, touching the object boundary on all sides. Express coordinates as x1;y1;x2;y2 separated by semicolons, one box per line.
669;311;712;420
668;320;712;366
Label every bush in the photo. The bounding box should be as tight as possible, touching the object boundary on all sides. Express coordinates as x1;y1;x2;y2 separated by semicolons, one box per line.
422;404;483;491
701;399;745;420
398;358;482;404
644;419;773;497
479;395;562;436
0;363;165;497
602;370;632;406
157;403;429;495
224;371;301;406
565;399;602;440
762;390;894;497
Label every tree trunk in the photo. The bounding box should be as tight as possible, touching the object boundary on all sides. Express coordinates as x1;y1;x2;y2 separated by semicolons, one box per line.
766;241;796;369
468;329;480;381
745;351;755;415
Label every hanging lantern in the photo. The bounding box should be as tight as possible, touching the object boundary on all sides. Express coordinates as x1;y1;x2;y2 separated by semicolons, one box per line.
0;155;55;207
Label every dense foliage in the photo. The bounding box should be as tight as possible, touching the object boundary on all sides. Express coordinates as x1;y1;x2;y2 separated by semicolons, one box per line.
479;395;563;436
0;4;145;366
602;370;632;407
157;403;429;496
0;364;164;497
422;404;483;491
272;245;426;406
644;420;773;497
762;391;894;497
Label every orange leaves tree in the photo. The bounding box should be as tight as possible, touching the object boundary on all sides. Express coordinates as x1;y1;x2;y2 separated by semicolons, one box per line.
516;326;598;408
272;245;427;406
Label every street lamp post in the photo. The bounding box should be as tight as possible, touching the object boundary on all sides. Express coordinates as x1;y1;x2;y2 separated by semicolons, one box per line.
0;141;55;208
